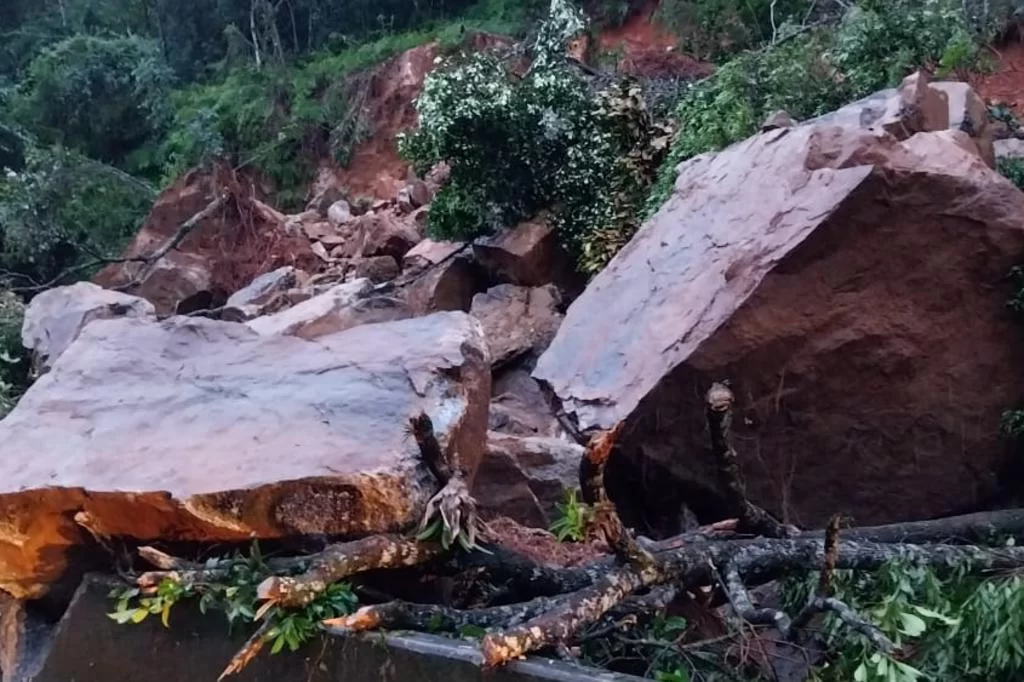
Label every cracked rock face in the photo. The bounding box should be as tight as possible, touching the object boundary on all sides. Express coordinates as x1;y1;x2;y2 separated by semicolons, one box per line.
0;312;489;598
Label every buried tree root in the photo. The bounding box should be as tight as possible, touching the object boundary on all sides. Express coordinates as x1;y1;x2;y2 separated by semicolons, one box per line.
115;394;1024;678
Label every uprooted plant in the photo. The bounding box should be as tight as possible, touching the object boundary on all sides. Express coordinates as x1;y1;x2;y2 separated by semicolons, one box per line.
399;0;675;275
109;381;1024;680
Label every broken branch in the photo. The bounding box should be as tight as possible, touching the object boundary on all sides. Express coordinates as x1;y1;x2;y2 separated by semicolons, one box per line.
407;411;453;484
322;594;565;634
256;535;444;608
578;422;656;567
706;382;793;538
480;562;664;666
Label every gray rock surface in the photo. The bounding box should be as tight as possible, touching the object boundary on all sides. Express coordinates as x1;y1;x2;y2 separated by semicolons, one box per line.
535;94;1024;529
20;282;155;374
0;312;490;598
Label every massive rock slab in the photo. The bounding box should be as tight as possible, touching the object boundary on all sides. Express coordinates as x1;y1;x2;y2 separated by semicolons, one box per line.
534;118;1024;529
0;312;489;598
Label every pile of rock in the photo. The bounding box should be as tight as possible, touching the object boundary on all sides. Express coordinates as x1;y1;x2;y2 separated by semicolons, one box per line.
3;70;1024;604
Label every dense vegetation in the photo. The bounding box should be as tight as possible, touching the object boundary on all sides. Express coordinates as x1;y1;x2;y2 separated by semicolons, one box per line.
645;0;1006;211
400;0;673;273
4;0;1024;676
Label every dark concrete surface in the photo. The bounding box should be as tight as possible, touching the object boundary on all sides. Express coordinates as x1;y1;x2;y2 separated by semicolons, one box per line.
25;576;644;682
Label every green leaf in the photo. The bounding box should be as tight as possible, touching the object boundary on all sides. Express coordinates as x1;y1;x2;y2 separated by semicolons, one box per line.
130;608;150;624
270;633;286;655
107;610;136;625
892;661;923;680
853;662;868;682
416;519;442;541
898;612;927;637
911;605;959;626
458;624;487;640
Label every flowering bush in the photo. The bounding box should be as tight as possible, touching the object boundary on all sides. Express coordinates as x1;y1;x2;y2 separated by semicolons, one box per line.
400;0;670;274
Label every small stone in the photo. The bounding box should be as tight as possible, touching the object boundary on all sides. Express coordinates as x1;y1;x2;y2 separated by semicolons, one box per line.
327;200;353;228
311;241;332;263
350;256;400;284
302;221;336;242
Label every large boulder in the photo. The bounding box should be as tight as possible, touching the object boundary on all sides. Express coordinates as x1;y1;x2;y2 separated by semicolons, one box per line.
403;257;484;315
473;217;581;293
534;107;1024;529
490;367;565;438
225;266;307;309
473;433;582;528
20;283;155;375
805;71;995;166
337;213;420;261
470;284;563;369
0;312;490;598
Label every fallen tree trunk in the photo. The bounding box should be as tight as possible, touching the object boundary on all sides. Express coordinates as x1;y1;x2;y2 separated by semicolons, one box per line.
121;390;1024;678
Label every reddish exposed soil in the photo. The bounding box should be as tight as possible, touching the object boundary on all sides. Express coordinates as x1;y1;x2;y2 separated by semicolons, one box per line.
970;41;1024;117
484;516;608;568
329;43;442;201
595;5;714;79
327;14;711;202
94;165;319;312
327;33;514;201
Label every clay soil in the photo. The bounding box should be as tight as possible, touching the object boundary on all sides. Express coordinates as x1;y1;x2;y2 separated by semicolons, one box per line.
970;40;1024;117
484;516;608;568
597;5;714;79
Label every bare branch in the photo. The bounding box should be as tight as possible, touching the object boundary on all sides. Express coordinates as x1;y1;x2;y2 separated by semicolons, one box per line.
480;562;664;666
9;192;228;295
578;422;655;567
322;594;565;634
407;412;452;484
256;535;445;608
706;381;793;538
720;561;791;632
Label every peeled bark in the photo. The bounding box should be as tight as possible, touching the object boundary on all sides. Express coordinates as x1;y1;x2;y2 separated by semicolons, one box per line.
256;535;444;607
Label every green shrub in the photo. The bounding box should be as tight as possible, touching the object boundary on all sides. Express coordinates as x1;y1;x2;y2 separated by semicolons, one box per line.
549;488;592;541
0;290;28;418
646;0;989;214
782;560;1024;681
654;0;813;58
159;15;531;209
998;157;1024;190
8;35;173;176
0;143;155;286
401;0;672;273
